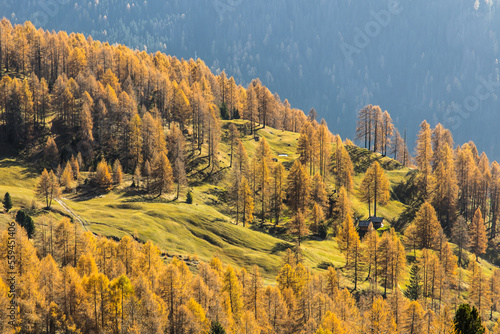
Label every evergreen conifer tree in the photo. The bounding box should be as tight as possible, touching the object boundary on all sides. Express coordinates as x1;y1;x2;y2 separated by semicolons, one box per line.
404;264;422;301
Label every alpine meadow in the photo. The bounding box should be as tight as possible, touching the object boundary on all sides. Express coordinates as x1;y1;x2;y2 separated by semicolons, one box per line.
0;10;500;334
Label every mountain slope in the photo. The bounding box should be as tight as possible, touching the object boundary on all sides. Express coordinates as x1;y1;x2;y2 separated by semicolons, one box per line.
0;120;408;280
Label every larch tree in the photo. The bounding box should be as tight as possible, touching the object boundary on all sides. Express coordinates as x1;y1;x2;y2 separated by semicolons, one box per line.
143;160;152;194
412;202;442;250
83;272;111;333
288;210;308;247
356;105;373;150
297;122;318;175
245;265;266;323
415;120;434;199
403;301;425;334
128;113;143;171
230;169;243;225
378;228;406;295
311;203;325;235
245;84;258;135
469;208;487;260
468;261;490;318
381;110;394;156
70;155;80;181
346;230;362;291
239;176;254;227
431;123;454;171
317;121;331;179
95;159;113;192
332;135;354;193
337;214;359;266
419;250;443;310
311;172;328;211
439;240;458;305
451;216;470;267
79;91;94;142
455;144;475;222
166;126;185;170
233;138;249;176
335;186;352;225
228;123;239;168
109;274;134;334
404;223;419;258
371;106;383;153
489;162;500;240
60;162;74;190
360;161;390;217
489;269;500;321
431;143;458;230
286;160;311;214
112;159;123;186
388;288;409;330
477;153;490;221
363;223;379;283
271;162;286;226
43;136;59;169
142;112;160;163
222;266;243;323
363;296;395;333
206;105;221;174
152;152;173;197
391;128;404;164
317;312;345;334
254;137;272;222
173;157;187;200
265;286;288;333
36;168;61;209
38;255;62;332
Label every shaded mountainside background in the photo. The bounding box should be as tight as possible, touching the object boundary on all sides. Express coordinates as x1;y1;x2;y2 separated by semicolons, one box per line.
2;0;500;156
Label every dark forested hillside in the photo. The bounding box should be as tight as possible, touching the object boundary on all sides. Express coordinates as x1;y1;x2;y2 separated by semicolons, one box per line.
2;0;500;157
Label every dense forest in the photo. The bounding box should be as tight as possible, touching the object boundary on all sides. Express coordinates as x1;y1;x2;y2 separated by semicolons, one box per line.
2;19;500;333
1;0;500;158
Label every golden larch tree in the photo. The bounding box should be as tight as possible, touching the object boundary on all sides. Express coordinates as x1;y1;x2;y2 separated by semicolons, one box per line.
402;301;425;334
468;260;490;318
332;135;354;192
95;158;113;191
60;162;74;190
152;152;173;197
271;162;286;226
337;214;359;267
254;137;272;222
128;113;143;171
469;208;487;259
112;159;123;185
415;120;434;199
360;161;390;217
412;202;442;250
239;176;254;227
286;160;311;213
335;186;352;226
36;169;61;208
431;143;458;229
311;172;328;210
288;210;308;247
363;296;396;333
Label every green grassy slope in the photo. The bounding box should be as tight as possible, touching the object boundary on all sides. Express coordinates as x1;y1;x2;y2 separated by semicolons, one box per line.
0;121;496;287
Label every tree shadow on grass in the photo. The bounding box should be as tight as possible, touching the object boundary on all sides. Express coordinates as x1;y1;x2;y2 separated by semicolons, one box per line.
271;241;293;254
317;261;335;270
